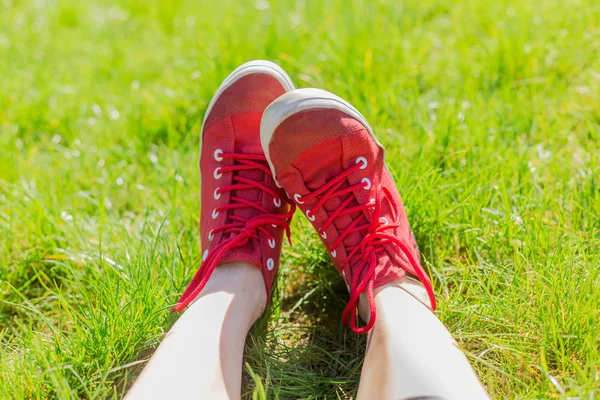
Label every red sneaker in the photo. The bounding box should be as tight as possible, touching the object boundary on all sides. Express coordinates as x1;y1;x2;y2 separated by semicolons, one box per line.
260;88;436;333
173;61;296;312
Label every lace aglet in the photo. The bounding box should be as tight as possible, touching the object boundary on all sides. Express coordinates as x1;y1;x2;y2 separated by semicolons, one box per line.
171;303;184;313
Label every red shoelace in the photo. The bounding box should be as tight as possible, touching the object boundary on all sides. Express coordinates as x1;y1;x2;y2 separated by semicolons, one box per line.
173;152;295;312
298;161;436;333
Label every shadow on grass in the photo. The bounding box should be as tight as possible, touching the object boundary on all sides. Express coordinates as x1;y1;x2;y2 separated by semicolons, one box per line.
243;243;367;399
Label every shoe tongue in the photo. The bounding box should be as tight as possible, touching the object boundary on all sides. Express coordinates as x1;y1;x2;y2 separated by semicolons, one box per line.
227;117;265;238
299;141;364;249
234;123;263;155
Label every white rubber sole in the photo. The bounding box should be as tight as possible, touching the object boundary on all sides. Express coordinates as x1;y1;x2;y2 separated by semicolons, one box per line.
260;88;385;181
200;60;295;152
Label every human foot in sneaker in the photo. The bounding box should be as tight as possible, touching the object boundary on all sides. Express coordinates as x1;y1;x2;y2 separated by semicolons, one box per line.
173;61;295;312
260;88;436;333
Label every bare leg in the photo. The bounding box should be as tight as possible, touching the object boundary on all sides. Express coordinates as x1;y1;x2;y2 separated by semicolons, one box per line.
356;279;489;400
126;262;266;400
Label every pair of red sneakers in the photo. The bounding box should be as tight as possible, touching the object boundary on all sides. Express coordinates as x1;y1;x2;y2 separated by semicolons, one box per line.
173;61;436;333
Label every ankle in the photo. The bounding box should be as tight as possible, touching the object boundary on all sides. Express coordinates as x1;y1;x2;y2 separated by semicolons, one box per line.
190;261;267;324
358;278;432;325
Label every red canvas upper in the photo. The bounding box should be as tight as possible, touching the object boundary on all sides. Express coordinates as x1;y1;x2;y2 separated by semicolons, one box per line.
173;73;294;311
269;109;436;333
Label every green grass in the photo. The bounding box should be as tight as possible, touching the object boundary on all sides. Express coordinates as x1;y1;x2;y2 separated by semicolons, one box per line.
1;0;599;398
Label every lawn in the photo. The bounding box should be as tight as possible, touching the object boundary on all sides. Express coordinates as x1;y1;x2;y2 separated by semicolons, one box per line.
1;0;599;398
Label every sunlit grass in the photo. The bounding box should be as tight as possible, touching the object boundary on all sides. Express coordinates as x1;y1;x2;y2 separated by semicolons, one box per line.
1;0;599;398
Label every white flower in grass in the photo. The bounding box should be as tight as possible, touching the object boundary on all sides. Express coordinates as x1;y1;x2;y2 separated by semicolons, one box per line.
60;211;73;222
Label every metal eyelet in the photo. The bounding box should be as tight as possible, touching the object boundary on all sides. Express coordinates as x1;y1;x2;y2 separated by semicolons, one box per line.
273;197;281;207
331;250;337;257
361;177;371;190
214;149;223;161
294;194;304;204
320;231;327;239
379;217;389;225
208;230;214;241
214;188;221;199
356;157;368;169
212;209;219;219
267;258;275;271
306;210;315;221
268;238;276;248
213;167;222;179
202;249;208;261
